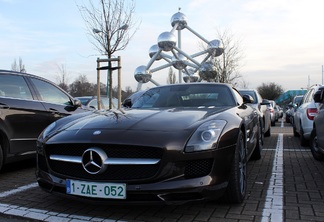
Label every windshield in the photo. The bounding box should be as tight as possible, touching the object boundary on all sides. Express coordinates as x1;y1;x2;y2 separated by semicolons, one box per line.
76;97;91;105
132;84;236;108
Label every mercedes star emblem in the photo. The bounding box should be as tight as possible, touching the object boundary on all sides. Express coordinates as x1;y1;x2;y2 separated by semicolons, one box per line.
81;148;108;174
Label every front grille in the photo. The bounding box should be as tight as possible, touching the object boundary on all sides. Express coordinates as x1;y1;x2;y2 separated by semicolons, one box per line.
45;144;163;181
46;144;162;159
184;159;213;179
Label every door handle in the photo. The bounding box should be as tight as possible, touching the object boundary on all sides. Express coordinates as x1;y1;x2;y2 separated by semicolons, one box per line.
49;108;60;115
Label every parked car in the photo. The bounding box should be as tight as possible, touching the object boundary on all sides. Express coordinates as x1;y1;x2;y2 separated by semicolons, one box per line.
277;106;284;118
287;95;303;124
269;100;279;126
0;69;86;171
285;104;294;123
238;89;271;137
310;86;324;160
76;96;118;110
36;83;262;204
293;84;322;146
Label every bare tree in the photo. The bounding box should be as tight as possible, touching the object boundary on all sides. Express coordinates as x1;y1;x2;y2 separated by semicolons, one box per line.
56;64;69;92
11;57;26;73
236;78;250;89
210;29;244;85
69;74;96;97
78;0;139;56
167;67;176;84
77;0;140;108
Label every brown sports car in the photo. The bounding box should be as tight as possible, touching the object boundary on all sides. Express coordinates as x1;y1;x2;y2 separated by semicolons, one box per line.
36;83;262;204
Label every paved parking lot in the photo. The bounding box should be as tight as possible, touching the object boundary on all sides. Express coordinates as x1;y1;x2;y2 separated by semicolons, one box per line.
1;121;324;221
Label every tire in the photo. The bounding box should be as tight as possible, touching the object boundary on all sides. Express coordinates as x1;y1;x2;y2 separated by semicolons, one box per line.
223;130;247;203
0;144;3;172
299;126;308;147
310;129;324;161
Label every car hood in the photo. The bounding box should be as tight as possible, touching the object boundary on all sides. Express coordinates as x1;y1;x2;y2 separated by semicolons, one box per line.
44;106;237;148
61;107;230;132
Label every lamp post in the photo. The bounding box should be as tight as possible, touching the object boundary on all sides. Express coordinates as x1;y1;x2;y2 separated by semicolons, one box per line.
93;24;128;108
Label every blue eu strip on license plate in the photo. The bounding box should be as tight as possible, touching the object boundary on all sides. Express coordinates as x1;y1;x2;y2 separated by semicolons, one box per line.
66;179;126;199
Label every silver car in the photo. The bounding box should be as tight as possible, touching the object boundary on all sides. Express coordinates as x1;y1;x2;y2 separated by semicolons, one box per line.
238;89;271;137
269;100;279;126
293;84;322;146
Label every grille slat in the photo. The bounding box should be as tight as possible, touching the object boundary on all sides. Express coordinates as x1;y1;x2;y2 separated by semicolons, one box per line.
45;144;163;181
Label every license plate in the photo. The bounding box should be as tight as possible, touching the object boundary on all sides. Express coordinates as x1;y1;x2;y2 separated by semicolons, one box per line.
66;179;126;199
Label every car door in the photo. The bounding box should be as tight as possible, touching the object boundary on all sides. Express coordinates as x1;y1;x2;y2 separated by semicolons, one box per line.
294;92;309;133
317;96;324;147
0;74;49;154
28;77;83;123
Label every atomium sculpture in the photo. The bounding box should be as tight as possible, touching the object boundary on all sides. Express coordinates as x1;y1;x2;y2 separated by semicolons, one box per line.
134;11;224;90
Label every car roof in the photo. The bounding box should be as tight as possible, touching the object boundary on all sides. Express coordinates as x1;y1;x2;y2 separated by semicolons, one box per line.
0;69;51;82
0;69;65;90
237;89;257;92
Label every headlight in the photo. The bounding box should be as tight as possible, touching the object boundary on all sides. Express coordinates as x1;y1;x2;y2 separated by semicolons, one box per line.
185;120;226;152
40;121;57;140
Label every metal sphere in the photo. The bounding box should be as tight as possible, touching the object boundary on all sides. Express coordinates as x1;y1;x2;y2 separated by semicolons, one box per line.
149;45;162;60
207;39;224;57
171;53;187;70
170;12;187;30
157;32;176;52
134;66;152;83
199;62;217;81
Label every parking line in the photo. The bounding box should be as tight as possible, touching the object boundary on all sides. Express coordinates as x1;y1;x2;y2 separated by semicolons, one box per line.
0;182;38;198
0;183;112;221
261;133;284;222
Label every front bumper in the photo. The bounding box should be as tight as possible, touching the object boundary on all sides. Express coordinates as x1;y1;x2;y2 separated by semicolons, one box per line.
36;169;228;205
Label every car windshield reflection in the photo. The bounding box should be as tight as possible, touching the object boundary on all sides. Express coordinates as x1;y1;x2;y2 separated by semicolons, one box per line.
132;84;236;108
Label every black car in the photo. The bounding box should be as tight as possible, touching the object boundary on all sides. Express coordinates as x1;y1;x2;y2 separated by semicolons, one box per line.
310;86;324;160
0;70;85;171
36;83;262;204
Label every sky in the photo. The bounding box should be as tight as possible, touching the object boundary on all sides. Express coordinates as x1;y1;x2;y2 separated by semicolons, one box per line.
0;0;323;92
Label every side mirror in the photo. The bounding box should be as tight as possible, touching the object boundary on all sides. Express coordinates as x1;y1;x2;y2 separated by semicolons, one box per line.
260;99;270;106
122;98;132;108
72;99;82;107
242;94;254;104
